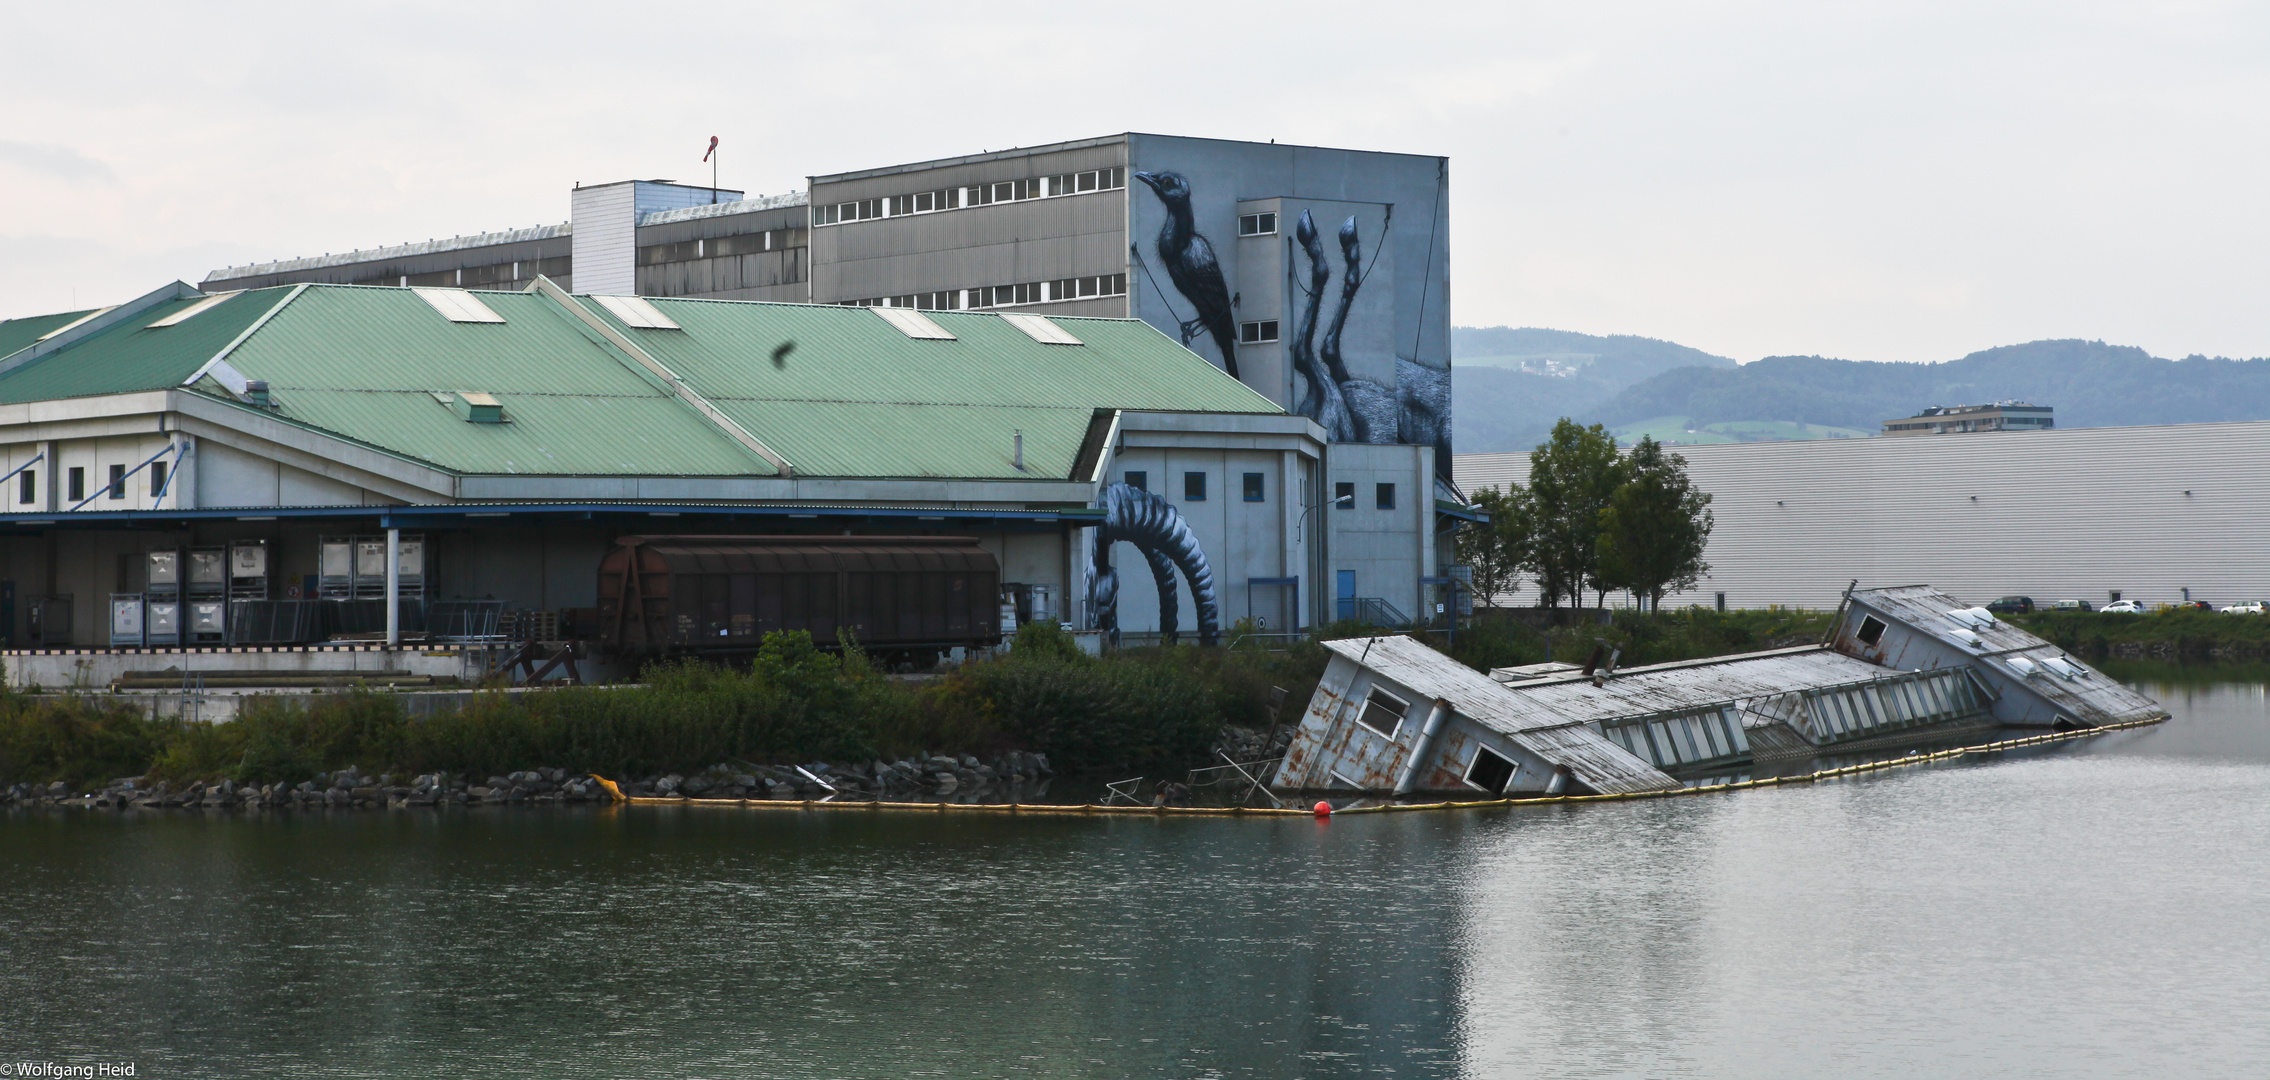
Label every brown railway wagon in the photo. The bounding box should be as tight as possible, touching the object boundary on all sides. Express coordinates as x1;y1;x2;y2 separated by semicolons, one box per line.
596;535;1002;653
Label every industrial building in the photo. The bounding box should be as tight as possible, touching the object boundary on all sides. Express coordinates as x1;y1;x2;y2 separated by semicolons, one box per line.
1455;418;2270;610
1273;585;2164;797
1880;401;2053;436
0;277;1460;677
203;134;1455;494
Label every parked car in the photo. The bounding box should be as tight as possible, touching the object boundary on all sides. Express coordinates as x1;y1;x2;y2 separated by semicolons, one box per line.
2049;599;2094;612
2171;600;2215;611
1985;596;2036;614
2101;600;2145;614
2220;601;2267;615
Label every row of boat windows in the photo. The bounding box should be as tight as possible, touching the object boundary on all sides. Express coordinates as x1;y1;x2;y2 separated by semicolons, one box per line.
1800;670;1985;741
1600;707;1751;768
832;274;1128;311
811;168;1128;226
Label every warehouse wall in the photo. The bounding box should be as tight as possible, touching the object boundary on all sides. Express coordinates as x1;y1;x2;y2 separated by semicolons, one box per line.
1455;420;2270;610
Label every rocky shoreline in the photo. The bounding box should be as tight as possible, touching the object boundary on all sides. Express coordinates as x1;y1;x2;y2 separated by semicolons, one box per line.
1;751;1057;811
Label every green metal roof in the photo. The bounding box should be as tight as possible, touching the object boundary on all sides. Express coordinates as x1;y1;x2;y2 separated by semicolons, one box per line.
596;298;1282;479
0;282;1289;482
220;286;767;476
0;291;296;405
0;308;103;364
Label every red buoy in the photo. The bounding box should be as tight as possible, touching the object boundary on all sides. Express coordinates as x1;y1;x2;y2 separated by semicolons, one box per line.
1313;801;1333;817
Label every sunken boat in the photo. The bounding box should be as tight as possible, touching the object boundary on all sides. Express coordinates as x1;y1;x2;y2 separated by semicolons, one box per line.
1272;585;2168;798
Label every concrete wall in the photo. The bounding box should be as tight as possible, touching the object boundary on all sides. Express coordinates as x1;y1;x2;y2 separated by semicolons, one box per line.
1456;419;2270;610
1324;442;1435;622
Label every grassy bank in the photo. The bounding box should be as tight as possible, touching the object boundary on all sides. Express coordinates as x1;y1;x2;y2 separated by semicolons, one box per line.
0;608;1842;790
2013;608;2270;660
0;624;1317;790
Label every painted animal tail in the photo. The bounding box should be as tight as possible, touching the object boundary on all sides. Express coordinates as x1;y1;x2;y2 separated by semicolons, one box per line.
1097;484;1220;646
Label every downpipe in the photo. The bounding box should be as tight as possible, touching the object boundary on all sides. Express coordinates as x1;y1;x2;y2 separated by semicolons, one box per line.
1391;700;1453;797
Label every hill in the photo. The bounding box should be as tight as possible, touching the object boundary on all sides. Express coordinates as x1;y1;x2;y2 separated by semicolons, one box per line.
1451;334;2270;454
1451;327;1738;453
1590;340;2270;433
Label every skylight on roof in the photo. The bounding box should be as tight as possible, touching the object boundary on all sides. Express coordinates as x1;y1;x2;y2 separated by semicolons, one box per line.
592;294;681;330
36;306;116;341
413;287;505;324
999;312;1083;346
872;307;956;340
146;292;239;328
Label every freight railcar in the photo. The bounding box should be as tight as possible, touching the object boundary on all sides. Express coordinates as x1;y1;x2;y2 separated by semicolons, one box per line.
596;536;1002;657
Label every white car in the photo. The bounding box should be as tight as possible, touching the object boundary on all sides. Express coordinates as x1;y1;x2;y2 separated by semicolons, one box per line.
2220;601;2267;615
2101;600;2145;614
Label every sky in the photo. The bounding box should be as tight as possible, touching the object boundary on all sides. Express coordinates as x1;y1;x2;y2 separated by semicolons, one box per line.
3;1;2267;364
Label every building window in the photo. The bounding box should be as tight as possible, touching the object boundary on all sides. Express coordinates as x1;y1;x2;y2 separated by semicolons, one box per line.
67;467;83;503
1857;615;1887;646
1376;482;1395;510
1238;212;1277;236
1239;320;1278;345
1243;472;1264;502
1465;747;1517;795
149;461;167;498
16;469;31;504
1334;481;1355;509
1356;686;1409;738
1125;471;1146;492
108;464;126;500
1184;472;1206;501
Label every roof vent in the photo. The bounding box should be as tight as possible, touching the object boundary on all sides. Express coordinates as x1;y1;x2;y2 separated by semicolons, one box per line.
413;287;506;324
147;292;239;328
592;294;681;330
243;380;272;408
999;312;1083;346
872;307;956;340
452;391;505;423
36;306;116;341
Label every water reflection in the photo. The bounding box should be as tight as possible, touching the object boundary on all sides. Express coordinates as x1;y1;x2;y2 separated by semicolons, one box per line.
2;674;2266;1077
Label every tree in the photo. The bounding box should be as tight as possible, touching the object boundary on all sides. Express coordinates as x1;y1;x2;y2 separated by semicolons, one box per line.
1526;420;1625;609
1595;436;1714;610
1457;486;1537;607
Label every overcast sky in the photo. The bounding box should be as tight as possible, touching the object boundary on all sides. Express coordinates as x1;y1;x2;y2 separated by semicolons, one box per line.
3;1;2265;364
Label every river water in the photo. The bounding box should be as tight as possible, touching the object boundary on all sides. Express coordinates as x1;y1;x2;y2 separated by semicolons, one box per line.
3;666;2266;1078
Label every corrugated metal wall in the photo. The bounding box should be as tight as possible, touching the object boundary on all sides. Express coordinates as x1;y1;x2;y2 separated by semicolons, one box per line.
1455;421;2270;609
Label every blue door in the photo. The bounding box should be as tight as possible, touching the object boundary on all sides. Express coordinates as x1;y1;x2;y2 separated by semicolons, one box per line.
1337;570;1356;621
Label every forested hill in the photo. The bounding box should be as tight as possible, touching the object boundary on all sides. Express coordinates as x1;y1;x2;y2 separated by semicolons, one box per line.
1452;335;2270;453
1591;340;2270;432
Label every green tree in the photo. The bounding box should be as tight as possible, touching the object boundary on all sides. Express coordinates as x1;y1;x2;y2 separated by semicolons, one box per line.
1526;419;1625;609
1595;436;1714;611
1457;486;1536;607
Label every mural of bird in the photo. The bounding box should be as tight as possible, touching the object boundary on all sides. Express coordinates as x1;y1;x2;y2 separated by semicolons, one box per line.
1133;171;1240;380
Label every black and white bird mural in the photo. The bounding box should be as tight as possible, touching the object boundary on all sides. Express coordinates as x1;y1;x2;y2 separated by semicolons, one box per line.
1132;166;1454;485
1086;482;1220;646
1133;171;1241;379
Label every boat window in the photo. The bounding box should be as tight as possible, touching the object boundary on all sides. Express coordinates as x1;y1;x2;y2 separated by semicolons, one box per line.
1857;615;1887;646
1465;747;1516;795
1356;686;1409;738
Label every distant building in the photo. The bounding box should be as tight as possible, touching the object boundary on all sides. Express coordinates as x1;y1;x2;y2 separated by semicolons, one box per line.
1881;401;2053;436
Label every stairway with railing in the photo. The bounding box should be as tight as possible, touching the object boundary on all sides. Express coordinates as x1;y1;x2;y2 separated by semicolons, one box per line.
1336;596;1412;629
